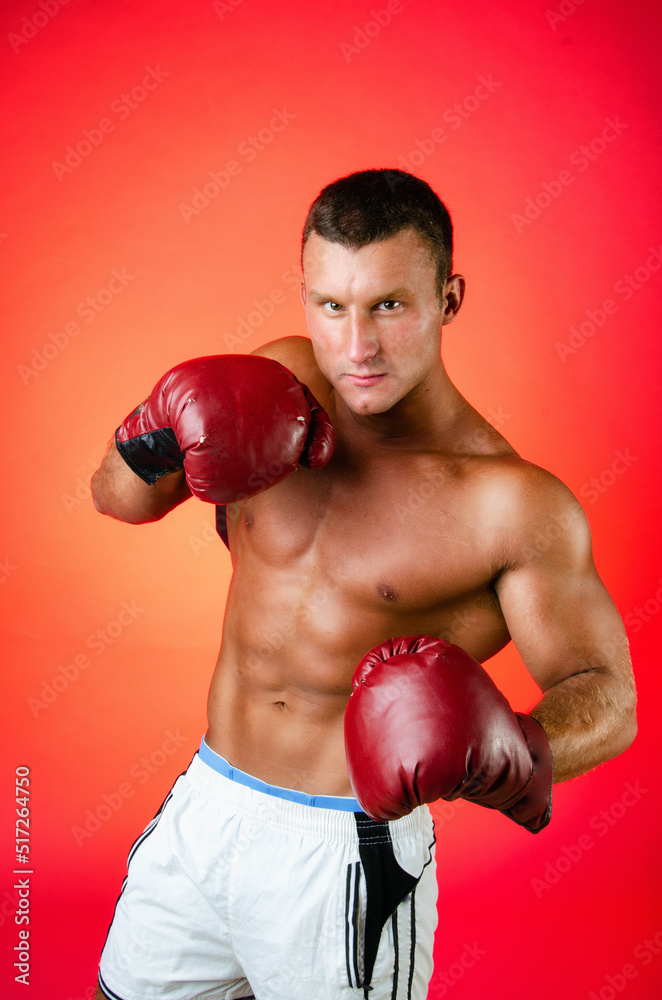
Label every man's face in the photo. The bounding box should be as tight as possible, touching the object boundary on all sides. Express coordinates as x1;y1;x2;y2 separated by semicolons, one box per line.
300;228;449;416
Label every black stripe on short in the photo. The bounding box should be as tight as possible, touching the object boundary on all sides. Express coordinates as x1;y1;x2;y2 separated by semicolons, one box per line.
354;813;418;994
354;816;437;997
98;970;128;1000
345;860;362;988
390;910;399;1000
407;887;417;1000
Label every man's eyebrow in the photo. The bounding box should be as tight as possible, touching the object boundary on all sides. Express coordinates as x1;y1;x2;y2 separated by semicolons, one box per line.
376;287;410;301
308;286;411;302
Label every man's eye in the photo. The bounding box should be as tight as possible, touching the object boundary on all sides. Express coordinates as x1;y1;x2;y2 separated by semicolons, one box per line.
324;302;343;312
379;300;401;310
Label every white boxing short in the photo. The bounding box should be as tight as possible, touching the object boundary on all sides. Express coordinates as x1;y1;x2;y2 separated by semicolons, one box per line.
98;737;437;1000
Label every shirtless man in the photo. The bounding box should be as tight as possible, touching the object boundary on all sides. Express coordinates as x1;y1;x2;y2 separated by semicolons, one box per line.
91;169;637;1000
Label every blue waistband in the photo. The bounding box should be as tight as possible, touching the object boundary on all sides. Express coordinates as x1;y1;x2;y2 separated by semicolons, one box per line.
198;737;364;812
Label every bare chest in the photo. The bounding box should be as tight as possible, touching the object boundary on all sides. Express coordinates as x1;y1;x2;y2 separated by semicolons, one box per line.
233;453;506;627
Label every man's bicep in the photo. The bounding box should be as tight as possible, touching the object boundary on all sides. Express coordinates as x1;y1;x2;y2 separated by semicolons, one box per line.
494;506;630;694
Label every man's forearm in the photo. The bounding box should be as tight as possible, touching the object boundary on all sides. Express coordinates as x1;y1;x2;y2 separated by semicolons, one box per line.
91;438;192;523
529;668;637;784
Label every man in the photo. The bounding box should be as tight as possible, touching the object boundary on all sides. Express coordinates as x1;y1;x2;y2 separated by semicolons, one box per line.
91;169;636;1000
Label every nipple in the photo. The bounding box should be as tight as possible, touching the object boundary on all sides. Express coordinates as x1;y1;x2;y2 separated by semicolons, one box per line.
377;583;398;604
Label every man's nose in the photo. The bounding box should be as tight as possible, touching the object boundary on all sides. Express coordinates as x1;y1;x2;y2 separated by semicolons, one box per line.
344;313;378;365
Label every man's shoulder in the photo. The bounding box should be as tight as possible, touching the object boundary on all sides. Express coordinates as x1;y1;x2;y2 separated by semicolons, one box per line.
250;336;332;406
442;412;575;517
473;455;591;567
473;452;581;519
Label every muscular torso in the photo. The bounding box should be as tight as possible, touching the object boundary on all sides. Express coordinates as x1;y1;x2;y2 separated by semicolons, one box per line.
206;341;522;795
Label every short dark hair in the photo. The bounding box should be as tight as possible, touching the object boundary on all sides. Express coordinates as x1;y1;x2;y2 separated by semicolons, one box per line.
301;168;454;301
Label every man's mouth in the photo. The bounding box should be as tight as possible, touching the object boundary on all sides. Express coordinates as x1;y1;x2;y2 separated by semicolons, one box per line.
344;373;386;387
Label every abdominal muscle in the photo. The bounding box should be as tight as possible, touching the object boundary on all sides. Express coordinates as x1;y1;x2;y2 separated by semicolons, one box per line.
205;567;370;797
204;542;510;797
206;666;354;797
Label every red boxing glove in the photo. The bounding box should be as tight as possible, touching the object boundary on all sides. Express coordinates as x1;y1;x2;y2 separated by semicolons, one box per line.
344;636;552;833
115;354;334;503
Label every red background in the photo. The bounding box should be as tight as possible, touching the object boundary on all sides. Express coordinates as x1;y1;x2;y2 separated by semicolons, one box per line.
1;1;661;997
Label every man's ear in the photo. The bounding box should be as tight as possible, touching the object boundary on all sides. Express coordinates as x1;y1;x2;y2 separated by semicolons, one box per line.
441;274;466;325
299;279;307;308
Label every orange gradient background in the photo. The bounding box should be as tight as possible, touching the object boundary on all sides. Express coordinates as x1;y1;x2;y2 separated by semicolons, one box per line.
1;1;661;998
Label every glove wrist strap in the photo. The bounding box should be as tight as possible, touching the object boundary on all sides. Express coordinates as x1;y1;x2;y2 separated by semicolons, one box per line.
502;713;553;833
115;423;184;485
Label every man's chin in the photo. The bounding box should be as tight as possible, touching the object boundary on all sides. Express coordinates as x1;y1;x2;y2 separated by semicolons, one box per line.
337;384;397;417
